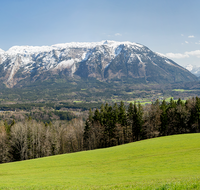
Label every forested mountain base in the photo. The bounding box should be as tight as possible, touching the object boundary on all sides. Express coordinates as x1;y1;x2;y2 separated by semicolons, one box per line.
1;78;200;103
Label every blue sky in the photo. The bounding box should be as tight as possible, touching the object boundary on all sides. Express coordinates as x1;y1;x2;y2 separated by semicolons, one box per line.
1;0;200;67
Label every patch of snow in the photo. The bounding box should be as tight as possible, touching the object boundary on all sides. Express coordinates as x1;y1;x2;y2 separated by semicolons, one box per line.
54;59;78;70
105;62;111;69
7;57;20;82
194;70;199;74
185;64;193;71
186;65;200;76
115;46;123;56
82;50;93;61
165;60;174;65
71;63;76;74
156;52;167;58
152;61;158;66
136;54;142;62
3;40;144;58
0;48;5;54
102;40;144;50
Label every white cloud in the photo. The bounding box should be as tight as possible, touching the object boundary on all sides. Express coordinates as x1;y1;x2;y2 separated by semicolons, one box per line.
185;41;189;44
166;50;200;59
188;35;195;38
186;50;200;58
181;34;184;37
115;33;122;36
166;53;189;59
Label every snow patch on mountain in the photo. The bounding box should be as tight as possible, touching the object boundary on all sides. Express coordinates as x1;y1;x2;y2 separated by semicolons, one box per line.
185;64;193;72
4;41;143;56
55;59;79;70
136;54;142;62
185;64;200;77
0;48;5;54
82;51;92;61
165;60;173;65
115;46;123;56
155;52;167;58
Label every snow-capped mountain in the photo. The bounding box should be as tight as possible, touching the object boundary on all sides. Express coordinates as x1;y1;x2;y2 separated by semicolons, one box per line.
0;40;197;87
185;64;200;77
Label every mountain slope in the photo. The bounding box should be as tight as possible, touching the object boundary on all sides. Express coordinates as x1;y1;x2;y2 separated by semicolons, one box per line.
0;134;200;189
0;41;197;87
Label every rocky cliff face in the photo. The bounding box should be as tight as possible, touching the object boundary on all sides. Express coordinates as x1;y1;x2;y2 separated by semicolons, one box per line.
0;40;197;87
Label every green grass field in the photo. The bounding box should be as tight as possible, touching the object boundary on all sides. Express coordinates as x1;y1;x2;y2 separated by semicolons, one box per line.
172;89;195;92
0;134;200;189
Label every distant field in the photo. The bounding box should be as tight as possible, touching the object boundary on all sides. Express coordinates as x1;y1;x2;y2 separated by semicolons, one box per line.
0;134;200;189
127;99;152;105
73;100;83;103
172;89;196;92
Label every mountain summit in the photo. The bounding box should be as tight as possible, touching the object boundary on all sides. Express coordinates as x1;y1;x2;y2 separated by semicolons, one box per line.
0;40;197;87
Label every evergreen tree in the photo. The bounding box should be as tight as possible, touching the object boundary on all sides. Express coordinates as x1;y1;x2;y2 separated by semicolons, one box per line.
175;98;188;133
195;97;200;132
106;106;115;146
132;102;143;141
93;108;100;122
177;98;184;107
88;108;93;122
127;103;134;140
167;98;177;134
104;103;109;112
160;100;168;135
169;98;176;109
144;100;161;138
118;101;127;127
4;120;11;135
127;103;134;125
186;97;196;132
112;103;119;124
118;101;127;142
83;120;91;149
100;104;105;126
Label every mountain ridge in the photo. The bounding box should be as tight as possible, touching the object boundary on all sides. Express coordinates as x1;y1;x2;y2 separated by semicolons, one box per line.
0;40;197;87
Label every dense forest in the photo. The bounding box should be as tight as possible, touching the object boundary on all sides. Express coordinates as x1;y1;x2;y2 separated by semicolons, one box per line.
83;97;200;150
0;97;200;163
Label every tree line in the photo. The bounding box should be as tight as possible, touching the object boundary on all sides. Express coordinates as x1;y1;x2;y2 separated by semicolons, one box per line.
0;97;200;163
83;97;200;150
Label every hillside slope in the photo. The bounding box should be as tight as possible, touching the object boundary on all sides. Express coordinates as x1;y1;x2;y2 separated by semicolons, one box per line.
0;134;200;189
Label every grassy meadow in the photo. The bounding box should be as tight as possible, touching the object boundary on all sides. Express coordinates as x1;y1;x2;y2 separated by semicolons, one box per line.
0;134;200;189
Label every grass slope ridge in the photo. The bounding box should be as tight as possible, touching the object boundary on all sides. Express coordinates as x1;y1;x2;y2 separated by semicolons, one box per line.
1;134;200;189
